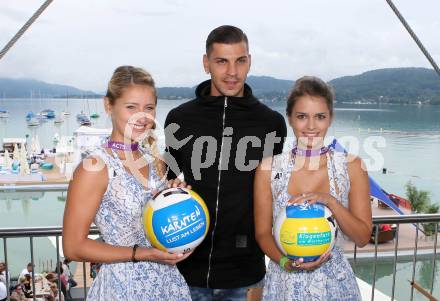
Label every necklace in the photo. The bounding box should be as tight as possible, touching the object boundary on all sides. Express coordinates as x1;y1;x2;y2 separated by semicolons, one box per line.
292;145;329;157
105;140;139;151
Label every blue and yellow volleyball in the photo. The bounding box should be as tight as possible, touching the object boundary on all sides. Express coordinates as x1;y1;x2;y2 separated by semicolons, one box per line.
143;187;210;254
274;203;337;262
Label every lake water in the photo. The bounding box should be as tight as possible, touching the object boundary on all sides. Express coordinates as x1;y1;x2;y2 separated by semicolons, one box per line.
1;98;439;201
1;98;439;299
354;257;440;301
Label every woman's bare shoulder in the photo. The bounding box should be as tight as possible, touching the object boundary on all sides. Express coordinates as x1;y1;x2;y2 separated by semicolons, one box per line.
346;153;368;177
70;155;109;190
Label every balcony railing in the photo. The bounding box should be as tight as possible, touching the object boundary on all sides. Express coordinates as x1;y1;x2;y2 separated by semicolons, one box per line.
355;214;439;301
1;215;439;301
0;226;99;301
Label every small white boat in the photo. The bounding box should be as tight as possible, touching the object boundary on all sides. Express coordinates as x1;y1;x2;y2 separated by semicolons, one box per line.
35;112;48;121
77;112;91;126
27;118;41;127
53;133;60;144
62;93;71;115
40;109;55;119
54;115;64;124
0;110;9;118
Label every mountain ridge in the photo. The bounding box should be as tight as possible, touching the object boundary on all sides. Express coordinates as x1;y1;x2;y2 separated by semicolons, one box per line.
0;78;97;98
1;67;439;104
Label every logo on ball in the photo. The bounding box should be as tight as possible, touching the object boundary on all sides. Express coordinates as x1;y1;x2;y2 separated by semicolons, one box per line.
274;202;337;262
143;187;210;254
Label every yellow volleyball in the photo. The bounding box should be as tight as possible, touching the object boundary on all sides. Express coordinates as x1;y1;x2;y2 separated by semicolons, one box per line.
274;203;337;262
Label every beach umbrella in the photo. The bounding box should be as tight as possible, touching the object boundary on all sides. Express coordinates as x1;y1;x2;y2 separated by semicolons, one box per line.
12;144;20;161
35;135;41;153
20;144;28;159
30;136;35;154
20;146;30;174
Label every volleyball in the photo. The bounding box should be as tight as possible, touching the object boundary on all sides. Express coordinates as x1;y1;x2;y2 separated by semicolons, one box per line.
274;202;337;262
143;187;210;254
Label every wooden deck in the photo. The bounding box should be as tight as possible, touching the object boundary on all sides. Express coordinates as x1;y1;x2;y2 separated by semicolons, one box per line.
343;199;440;255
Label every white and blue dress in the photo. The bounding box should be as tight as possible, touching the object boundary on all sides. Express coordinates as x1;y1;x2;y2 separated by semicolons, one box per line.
86;146;191;301
263;150;362;301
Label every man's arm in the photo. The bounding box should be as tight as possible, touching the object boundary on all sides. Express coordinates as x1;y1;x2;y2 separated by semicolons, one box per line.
273;113;287;155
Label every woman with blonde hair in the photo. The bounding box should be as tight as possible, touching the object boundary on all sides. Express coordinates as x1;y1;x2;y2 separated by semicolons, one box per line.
63;66;191;300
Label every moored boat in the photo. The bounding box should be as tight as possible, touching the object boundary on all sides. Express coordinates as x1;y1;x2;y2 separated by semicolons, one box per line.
0;109;8;118
40;109;55;119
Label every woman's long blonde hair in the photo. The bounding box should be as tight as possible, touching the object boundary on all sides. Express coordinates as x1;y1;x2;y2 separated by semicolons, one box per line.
106;65;165;178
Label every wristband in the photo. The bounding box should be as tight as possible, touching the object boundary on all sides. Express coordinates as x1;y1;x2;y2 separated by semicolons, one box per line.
131;244;139;263
279;256;289;271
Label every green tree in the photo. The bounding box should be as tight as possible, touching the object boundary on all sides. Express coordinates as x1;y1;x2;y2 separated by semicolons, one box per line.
426;203;440;214
406;181;440;236
405;182;430;213
422;203;440;235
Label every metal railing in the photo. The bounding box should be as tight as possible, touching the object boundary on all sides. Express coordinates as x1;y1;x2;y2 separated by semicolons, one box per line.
0;184;69;191
1;214;439;301
0;226;99;301
352;214;440;301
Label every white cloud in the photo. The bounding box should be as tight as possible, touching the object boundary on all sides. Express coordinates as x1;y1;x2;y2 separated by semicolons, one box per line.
0;0;438;91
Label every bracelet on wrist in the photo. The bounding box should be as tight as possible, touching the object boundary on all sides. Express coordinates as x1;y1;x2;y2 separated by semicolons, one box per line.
279;256;290;271
131;244;139;263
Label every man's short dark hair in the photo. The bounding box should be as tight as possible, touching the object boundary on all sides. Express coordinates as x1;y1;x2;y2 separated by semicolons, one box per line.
206;25;249;55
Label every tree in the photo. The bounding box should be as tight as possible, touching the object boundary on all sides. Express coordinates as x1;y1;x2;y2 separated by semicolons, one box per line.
423;203;440;236
405;182;430;213
405;181;440;236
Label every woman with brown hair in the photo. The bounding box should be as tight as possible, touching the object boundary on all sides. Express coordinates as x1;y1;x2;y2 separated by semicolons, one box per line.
63;66;191;300
254;76;372;300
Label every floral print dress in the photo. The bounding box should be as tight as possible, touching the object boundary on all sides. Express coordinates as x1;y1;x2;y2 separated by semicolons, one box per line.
86;146;191;301
262;150;361;301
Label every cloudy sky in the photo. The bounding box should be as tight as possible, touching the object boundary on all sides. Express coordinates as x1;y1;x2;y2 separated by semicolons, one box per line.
0;0;439;92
